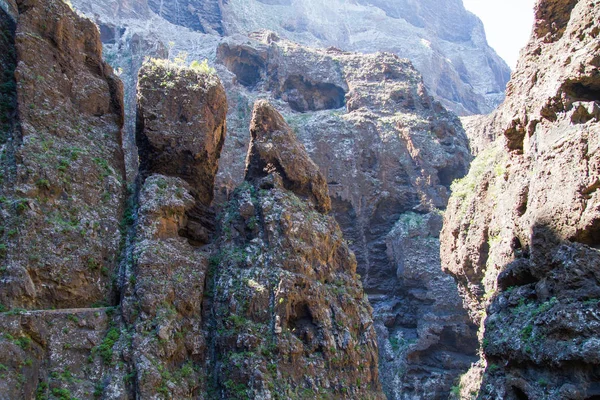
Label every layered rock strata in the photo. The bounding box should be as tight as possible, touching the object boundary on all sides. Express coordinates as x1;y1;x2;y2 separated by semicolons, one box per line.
441;0;600;398
206;100;384;399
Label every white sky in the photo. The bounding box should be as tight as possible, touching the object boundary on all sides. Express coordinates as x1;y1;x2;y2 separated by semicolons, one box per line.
463;0;536;69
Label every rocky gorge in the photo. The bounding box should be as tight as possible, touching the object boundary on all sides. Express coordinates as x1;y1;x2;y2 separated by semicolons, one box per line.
0;0;598;399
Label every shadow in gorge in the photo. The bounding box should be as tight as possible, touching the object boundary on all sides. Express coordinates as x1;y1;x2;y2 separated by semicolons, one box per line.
477;222;600;399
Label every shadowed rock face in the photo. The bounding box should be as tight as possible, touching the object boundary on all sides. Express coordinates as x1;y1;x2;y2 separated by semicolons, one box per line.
147;0;224;34
441;0;600;398
245;100;331;213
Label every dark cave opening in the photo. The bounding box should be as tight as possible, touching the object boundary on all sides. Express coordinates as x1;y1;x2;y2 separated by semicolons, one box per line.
281;75;346;113
563;78;600;102
512;386;530;400
217;44;266;88
288;302;318;347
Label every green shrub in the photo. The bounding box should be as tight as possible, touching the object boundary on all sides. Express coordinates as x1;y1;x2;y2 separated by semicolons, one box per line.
190;59;216;75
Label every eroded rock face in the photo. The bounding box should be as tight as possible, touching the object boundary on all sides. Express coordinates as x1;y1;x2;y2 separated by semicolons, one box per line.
89;0;509;115
0;0;126;310
124;175;209;398
245;100;331;213
218;0;510;116
147;0;224;35
0;307;130;399
441;0;600;398
205;107;384;396
136;58;227;207
121;62;229;398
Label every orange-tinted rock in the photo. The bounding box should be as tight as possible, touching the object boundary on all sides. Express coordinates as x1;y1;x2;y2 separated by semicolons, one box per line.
136;59;227;206
245;100;331;214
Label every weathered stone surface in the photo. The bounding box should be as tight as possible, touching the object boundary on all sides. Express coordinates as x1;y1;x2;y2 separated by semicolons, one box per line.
0;307;130;400
83;0;509;115
218;0;510;116
245;100;331;214
0;0;126;310
136;58;227;207
207;178;384;399
123;175;209;398
375;212;478;399
441;0;600;397
147;0;224;35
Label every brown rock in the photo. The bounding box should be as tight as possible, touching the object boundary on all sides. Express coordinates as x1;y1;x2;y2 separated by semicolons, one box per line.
136;58;227;206
0;0;126;310
217;36;474;398
441;0;600;397
207;180;384;399
124;175;209;399
245;100;332;213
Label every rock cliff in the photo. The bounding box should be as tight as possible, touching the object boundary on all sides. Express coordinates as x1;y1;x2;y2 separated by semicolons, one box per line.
121;58;228;398
441;0;600;398
48;16;483;397
0;0;130;398
205;100;384;399
218;0;511;116
0;0;126;311
215;34;477;398
77;0;509;116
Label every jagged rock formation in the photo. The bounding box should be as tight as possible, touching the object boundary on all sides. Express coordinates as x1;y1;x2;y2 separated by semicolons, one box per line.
206;101;384;399
0;0;126;310
216;34;477;399
125;175;209;398
67;0;510;183
44;10;483;396
440;0;600;398
245;100;331;214
136;59;227;206
0;0;484;399
75;0;510;115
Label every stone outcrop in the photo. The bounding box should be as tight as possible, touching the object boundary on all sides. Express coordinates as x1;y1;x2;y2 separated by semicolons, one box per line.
124;60;227;397
205;101;384;398
245;100;331;213
125;175;209;398
136;58;227;206
0;1;132;398
215;34;477;398
440;0;600;398
0;0;126;310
